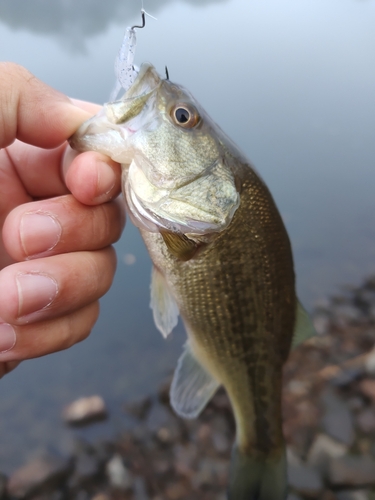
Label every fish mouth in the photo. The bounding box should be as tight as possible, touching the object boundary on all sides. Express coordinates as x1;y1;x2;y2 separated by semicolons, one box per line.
69;63;161;160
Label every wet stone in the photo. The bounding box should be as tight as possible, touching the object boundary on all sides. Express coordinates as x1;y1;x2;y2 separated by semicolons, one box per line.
356;408;375;434
287;494;303;500
336;490;370;500
133;476;148;500
0;473;7;499
328;455;375;487
313;312;331;336
69;450;102;489
124;396;152;420
7;452;72;499
358;379;375;402
106;454;133;491
63;395;108;426
288;461;324;498
29;492;64;500
307;433;347;474
321;389;355;446
91;494;111;500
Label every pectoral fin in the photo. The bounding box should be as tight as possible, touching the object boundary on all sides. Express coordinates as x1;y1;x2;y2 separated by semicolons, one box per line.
160;230;198;261
292;300;316;349
170;342;220;419
150;266;179;338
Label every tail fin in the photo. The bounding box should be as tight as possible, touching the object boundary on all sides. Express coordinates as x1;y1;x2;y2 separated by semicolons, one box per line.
228;446;287;500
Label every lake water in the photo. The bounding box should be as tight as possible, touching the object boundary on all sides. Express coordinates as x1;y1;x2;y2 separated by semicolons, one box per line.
0;0;375;473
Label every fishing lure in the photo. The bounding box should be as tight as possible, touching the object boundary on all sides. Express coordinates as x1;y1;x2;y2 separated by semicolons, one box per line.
111;8;155;101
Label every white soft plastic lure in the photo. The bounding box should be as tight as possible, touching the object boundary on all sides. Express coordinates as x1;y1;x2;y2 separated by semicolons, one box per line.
110;8;156;101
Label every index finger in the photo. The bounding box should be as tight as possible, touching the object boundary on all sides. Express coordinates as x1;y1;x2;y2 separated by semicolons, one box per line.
0;62;93;149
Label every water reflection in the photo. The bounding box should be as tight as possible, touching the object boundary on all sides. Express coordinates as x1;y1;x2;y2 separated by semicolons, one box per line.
0;0;229;49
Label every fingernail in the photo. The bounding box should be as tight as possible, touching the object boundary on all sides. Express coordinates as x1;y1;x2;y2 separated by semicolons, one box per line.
16;273;58;319
0;324;16;353
95;162;116;201
20;213;62;258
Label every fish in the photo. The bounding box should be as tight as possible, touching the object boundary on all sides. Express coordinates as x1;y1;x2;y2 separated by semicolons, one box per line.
69;62;315;500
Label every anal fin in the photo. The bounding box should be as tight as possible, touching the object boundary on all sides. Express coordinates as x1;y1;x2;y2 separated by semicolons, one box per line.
170;342;220;419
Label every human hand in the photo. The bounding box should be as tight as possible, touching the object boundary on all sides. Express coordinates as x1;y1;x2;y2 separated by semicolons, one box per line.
0;63;125;378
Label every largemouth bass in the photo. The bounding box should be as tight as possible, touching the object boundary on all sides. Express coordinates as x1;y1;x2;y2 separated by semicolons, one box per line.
70;62;314;500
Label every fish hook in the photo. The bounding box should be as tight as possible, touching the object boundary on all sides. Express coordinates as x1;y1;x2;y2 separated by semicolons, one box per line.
131;9;146;30
131;8;157;30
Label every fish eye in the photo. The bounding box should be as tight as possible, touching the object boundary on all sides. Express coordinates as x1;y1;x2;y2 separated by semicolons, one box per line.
171;104;200;129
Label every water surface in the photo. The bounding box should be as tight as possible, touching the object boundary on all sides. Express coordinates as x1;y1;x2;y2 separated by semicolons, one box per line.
0;0;375;472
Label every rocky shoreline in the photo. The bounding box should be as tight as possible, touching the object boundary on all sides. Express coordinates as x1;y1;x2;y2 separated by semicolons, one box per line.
3;277;375;500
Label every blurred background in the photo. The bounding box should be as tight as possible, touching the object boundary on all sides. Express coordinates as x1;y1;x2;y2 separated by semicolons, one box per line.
0;0;375;474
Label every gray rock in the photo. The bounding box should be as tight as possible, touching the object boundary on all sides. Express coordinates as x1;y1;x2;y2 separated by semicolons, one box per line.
29;492;64;500
70;451;101;489
63;395;108;426
106;454;133;491
124;396;152;420
358;379;375;402
329;455;375;487
332;303;362;325
321;389;355;446
313;312;331;335
336;490;369;500
287;494;303;500
365;349;375;374
133;476;149;500
307;433;347;474
288;461;323;498
0;473;7;499
356;408;375;434
7;452;72;498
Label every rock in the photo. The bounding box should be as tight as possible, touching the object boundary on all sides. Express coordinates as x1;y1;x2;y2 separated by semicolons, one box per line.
321;389;355;446
63;395;108;426
29;492;64;500
364;349;375;374
332;302;362;325
288;461;324;498
331;367;363;387
124;396;152;420
313;312;331;335
356;408;375;433
106;454;133;491
336;490;370;500
174;443;197;478
358;379;375;402
7;452;72;499
70;451;102;489
328;455;375;487
133;476;149;500
165;481;187;500
0;473;7;499
287;495;303;500
192;458;228;489
307;434;347;474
